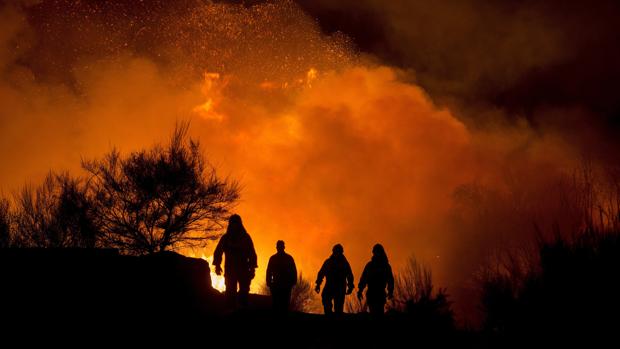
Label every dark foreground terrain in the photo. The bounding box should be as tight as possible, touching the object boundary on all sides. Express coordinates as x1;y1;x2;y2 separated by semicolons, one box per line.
0;248;469;346
0;248;615;348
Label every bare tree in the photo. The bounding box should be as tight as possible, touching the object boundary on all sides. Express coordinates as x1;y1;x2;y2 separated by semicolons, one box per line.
13;172;97;248
83;123;239;255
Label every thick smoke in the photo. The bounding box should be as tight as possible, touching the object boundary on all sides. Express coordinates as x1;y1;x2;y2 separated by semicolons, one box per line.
0;0;605;321
297;0;620;158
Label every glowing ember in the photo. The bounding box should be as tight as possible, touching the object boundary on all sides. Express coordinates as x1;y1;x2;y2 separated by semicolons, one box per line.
306;67;318;86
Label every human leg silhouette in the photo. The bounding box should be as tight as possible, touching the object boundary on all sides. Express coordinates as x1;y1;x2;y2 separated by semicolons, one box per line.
322;291;334;314
225;273;239;308
238;277;251;309
333;292;345;314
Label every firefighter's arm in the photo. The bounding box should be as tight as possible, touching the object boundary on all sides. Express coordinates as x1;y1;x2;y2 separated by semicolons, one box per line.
213;235;225;275
346;263;354;295
248;236;258;269
266;257;273;288
357;264;368;299
315;262;326;293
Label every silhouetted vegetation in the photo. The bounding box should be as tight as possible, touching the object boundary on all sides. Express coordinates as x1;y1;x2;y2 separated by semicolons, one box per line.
345;292;367;313
0;197;11;248
479;229;620;344
290;273;319;312
12;172;97;248
343;253;455;331
0;124;238;255
478;164;620;345
82;123;239;255
390;256;455;330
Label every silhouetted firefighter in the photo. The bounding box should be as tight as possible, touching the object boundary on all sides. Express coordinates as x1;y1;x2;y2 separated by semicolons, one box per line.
213;214;258;309
358;243;394;316
266;240;297;313
315;243;354;315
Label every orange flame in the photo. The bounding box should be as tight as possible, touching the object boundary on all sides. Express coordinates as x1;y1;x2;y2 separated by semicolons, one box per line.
201;254;226;292
193;72;224;121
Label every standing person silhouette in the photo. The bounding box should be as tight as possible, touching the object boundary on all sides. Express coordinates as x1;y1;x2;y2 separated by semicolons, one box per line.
315;244;354;315
266;240;297;313
213;214;258;309
357;243;394;316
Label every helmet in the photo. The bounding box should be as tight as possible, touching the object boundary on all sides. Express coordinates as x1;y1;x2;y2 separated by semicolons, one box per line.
372;243;385;255
332;244;344;254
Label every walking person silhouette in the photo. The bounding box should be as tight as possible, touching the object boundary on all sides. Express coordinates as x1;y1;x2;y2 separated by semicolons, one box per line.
315;243;354;315
266;240;297;314
357;243;394;316
213;214;258;309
